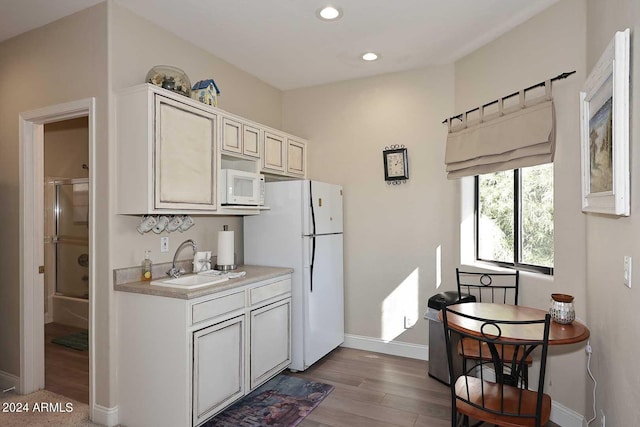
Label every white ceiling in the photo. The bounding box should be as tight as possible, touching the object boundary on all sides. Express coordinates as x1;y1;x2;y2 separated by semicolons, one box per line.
1;0;560;90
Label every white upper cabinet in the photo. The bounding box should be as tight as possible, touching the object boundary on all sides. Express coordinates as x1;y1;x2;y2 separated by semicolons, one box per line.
262;131;286;173
221;116;261;159
116;85;217;214
155;97;216;210
116;84;307;216
261;131;307;177
242;124;261;158
221;117;243;155
286;137;306;177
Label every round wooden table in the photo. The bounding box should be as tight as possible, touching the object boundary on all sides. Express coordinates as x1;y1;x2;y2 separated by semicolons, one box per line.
441;302;590;344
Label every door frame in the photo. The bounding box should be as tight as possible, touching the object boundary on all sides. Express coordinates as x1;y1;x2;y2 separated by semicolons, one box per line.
19;98;96;414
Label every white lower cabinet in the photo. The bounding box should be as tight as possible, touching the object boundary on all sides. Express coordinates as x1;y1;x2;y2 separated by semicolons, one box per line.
193;315;245;426
250;299;291;388
117;274;291;427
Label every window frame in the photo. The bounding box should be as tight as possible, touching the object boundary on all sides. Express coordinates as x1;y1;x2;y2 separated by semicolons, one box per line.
474;169;554;276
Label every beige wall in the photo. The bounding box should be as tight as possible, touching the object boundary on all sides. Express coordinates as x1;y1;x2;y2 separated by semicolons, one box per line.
105;2;285;409
283;0;591;419
107;2;286;272
44;117;90;179
0;1;109;405
283;66;456;348
109;3;282;129
0;0;285;414
585;0;640;425
454;0;588;416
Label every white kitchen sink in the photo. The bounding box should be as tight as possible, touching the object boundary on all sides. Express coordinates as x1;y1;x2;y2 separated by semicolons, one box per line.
151;274;229;289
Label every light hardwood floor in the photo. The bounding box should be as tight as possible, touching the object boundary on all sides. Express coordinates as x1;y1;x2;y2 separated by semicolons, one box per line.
38;335;560;426
292;347;450;427
292;347;559;427
45;322;89;405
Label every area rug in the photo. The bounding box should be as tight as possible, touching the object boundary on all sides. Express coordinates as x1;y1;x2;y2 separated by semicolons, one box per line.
51;330;88;351
203;374;334;427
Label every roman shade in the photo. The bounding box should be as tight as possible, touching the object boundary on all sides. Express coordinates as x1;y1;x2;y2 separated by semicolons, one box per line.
445;81;556;179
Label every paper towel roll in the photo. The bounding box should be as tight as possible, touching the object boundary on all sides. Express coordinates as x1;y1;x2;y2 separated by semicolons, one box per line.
217;231;235;266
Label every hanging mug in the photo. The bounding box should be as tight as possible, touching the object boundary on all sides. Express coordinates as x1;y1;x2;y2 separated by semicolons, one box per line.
152;216;169;234
179;215;194;232
166;215;183;232
136;215;157;234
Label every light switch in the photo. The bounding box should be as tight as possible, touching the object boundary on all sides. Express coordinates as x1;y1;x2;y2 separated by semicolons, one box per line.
624;256;632;288
161;237;169;253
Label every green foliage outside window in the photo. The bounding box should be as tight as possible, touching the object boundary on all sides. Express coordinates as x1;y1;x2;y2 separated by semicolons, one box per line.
477;164;554;270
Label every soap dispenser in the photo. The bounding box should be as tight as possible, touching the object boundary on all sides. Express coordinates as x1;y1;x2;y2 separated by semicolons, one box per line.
141;250;153;281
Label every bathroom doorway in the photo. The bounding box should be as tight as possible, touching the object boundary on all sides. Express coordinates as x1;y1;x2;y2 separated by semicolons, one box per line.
43;118;89;404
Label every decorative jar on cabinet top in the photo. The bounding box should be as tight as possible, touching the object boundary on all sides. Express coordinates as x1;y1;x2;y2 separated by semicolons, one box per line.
146;65;191;96
549;293;575;324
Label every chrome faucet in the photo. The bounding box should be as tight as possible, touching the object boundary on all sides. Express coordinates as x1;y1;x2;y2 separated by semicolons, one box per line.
167;239;197;278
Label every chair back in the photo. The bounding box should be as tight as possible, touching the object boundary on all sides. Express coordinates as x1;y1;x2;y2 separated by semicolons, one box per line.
442;305;551;427
456;268;519;305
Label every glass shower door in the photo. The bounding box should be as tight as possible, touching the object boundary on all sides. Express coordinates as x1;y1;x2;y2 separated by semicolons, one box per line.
55;180;89;299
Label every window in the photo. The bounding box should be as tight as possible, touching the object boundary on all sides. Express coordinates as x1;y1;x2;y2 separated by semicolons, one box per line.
475;164;554;275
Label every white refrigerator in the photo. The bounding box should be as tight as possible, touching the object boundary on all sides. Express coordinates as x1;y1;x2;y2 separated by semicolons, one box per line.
244;180;344;371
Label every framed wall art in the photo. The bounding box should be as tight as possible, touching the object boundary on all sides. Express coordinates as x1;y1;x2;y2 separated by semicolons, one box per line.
580;28;630;216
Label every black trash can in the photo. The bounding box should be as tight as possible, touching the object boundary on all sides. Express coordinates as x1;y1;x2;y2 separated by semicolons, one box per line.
424;291;476;385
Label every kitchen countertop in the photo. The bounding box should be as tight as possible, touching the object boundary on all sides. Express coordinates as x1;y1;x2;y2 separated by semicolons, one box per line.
114;264;293;300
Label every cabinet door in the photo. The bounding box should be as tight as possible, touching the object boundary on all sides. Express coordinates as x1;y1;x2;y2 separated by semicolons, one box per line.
250;298;291;389
262;131;286;173
193;315;245;426
286;138;306;177
221;117;243;155
155;96;217;210
242;124;261;158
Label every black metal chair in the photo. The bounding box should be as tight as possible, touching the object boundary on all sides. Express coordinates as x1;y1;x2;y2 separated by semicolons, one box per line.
456;269;532;387
442;305;552;427
456;269;520;305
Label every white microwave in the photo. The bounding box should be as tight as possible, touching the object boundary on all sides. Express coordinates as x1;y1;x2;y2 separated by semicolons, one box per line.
220;169;265;206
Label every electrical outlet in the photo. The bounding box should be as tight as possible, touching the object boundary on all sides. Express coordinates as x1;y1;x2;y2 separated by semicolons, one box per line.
161;237;169;253
624;256;632;288
404;315;416;329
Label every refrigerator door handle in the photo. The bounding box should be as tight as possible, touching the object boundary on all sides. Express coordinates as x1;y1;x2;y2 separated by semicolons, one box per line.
310;236;316;292
309;181;316;236
309;180;316;293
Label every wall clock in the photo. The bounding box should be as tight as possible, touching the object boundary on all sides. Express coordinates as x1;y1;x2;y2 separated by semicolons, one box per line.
383;145;409;184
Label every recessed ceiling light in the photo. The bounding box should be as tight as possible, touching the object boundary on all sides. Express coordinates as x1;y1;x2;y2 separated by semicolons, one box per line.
362;52;379;61
317;6;342;21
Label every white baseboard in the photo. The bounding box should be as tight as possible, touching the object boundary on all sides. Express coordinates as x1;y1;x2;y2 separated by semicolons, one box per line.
551;401;584;427
92;404;118;426
342;334;428;360
343;335;584;427
0;370;19;393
